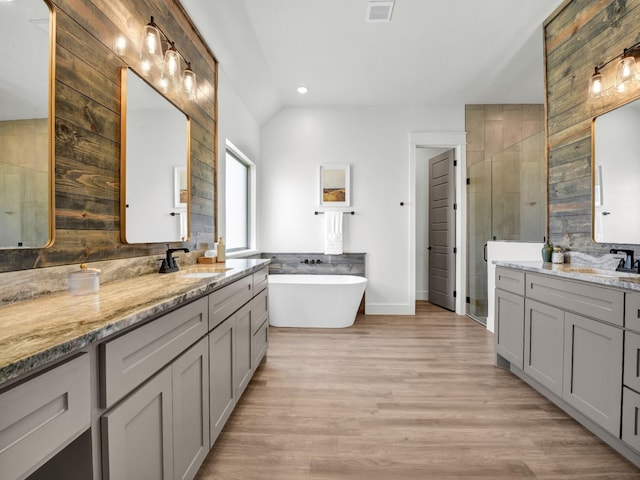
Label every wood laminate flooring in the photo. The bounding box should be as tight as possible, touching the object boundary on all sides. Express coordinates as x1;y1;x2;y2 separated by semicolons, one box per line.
195;301;640;479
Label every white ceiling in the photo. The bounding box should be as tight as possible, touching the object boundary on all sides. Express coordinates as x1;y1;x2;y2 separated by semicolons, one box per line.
176;0;562;124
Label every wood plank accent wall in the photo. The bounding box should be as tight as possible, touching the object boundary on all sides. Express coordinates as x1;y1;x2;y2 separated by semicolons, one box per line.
545;0;640;253
0;0;217;273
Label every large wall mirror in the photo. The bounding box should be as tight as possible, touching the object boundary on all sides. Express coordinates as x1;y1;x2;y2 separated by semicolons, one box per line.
0;0;54;249
121;68;190;244
593;96;640;244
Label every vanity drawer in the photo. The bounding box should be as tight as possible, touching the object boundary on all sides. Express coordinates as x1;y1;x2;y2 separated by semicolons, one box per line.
252;320;269;369
526;273;624;326
253;267;269;294
625;292;640;333
209;275;253;330
100;297;208;409
496;267;525;296
622;387;640;453
0;354;90;480
625;331;640;393
251;288;269;334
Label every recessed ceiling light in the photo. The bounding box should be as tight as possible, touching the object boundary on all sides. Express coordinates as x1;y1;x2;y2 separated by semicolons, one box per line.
297;86;308;95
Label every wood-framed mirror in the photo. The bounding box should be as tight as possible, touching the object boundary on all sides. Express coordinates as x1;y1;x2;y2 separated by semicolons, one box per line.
592;95;640;244
120;67;190;244
0;0;55;249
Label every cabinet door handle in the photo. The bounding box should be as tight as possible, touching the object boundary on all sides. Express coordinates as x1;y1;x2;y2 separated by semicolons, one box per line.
637;308;640;319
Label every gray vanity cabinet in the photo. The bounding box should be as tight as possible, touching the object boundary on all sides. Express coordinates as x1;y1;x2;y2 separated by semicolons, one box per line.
209;302;253;446
563;312;623;435
495;266;638;466
102;336;209;480
495;289;525;369
208;268;269;447
172;337;209;480
622;387;640;452
524;299;564;397
625;292;640;333
0;354;90;480
101;366;174;480
625;332;640;393
235;302;254;397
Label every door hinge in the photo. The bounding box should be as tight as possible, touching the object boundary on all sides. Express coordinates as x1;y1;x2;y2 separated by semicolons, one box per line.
466;178;471;185
453;247;457;254
453;291;457;298
453;203;457;210
454;160;458;167
466;296;471;304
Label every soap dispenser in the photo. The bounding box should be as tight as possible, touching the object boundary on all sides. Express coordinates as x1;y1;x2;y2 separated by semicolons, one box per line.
217;236;225;262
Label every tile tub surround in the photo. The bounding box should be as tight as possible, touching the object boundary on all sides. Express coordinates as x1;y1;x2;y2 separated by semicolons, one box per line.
0;258;269;386
262;252;365;276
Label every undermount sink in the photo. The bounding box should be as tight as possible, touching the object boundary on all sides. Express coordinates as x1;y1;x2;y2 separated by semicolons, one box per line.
180;266;232;279
182;271;223;279
561;267;608;274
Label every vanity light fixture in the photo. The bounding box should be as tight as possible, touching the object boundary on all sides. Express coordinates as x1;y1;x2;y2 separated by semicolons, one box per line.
138;16;197;100
589;41;640;99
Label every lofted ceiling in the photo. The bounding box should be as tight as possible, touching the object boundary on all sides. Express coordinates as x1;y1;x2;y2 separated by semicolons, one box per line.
181;0;563;124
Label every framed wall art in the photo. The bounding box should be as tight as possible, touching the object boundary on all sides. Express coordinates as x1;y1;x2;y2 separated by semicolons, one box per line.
319;164;350;207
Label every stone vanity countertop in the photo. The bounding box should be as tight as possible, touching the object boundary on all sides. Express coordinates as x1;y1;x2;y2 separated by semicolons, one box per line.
0;258;270;387
495;260;640;290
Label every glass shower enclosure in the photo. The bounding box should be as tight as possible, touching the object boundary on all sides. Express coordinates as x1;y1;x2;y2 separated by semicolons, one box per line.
466;131;546;325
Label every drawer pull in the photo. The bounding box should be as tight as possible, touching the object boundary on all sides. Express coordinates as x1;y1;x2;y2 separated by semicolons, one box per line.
637;309;640;319
636;407;639;437
637;349;640;378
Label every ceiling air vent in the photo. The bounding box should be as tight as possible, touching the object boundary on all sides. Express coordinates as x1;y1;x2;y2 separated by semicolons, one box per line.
366;1;394;23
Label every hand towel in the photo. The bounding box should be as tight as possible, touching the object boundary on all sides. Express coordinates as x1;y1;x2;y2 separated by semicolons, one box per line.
324;211;343;255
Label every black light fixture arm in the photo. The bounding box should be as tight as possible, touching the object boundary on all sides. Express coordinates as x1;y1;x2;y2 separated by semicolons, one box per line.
593;40;640;73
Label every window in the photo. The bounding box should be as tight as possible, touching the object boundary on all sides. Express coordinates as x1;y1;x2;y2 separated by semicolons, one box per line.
225;140;255;252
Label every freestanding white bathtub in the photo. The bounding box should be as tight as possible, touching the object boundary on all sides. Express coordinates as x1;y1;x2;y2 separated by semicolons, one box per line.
268;274;367;328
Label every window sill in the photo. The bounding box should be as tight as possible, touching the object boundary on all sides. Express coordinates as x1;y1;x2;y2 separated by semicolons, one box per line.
226;249;260;259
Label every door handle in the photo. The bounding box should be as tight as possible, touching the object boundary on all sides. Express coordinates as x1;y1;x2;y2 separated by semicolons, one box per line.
483;242;488;262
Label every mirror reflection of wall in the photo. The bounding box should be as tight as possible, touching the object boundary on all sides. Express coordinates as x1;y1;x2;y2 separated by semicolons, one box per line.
0;0;52;249
122;68;190;244
593;98;640;244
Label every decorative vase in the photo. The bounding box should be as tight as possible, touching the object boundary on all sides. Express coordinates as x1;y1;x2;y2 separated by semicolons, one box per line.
541;243;553;262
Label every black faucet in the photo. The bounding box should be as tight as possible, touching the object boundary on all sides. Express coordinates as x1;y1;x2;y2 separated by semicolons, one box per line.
159;247;190;273
610;248;636;272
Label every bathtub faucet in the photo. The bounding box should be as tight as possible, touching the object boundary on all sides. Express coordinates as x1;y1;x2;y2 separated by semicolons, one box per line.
300;259;323;265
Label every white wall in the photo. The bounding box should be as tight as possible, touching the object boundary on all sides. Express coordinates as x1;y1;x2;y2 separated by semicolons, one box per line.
216;70;262;246
260;106;464;314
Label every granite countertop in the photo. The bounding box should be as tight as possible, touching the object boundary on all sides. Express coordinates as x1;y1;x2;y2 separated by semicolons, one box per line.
495;260;640;291
0;258;269;387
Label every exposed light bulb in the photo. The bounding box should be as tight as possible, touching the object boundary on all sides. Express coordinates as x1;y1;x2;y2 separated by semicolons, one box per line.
183;67;196;98
589;68;603;99
145;31;158;54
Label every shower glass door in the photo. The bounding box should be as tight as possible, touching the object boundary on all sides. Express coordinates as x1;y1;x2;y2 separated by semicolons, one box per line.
466;132;545;325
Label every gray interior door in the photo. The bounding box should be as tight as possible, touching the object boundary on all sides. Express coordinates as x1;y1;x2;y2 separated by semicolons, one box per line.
428;149;456;311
